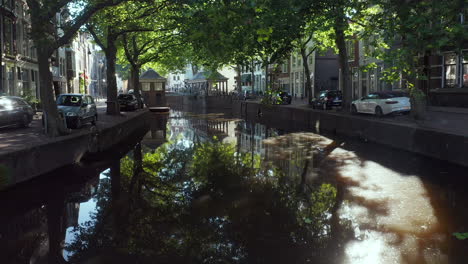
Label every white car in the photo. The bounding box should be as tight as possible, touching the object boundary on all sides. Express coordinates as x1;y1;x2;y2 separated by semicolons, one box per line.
351;91;411;116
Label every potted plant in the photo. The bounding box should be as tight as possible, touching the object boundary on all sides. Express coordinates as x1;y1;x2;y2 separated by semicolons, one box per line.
408;83;427;120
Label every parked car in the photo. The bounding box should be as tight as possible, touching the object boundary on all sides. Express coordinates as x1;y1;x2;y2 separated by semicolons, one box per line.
351;91;411;116
311;90;342;110
274;92;292;105
57;94;97;129
0;96;35;128
118;94;139;111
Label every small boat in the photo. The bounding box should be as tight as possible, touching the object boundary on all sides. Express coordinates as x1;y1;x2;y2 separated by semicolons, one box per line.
149;107;170;113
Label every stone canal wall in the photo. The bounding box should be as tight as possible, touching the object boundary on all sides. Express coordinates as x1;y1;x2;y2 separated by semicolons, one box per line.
235;101;468;167
0;110;151;187
168;95;467;167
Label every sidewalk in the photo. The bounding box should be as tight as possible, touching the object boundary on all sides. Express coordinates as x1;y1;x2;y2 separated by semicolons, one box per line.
0;106;142;156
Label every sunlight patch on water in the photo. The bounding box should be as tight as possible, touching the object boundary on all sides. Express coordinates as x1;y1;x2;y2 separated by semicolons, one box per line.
328;148;446;264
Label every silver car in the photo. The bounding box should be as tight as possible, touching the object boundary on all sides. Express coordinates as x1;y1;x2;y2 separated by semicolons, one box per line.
0;96;35;128
57;94;97;129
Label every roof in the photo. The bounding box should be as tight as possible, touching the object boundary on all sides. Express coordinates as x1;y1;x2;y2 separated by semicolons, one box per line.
191;71;228;81
140;69;166;81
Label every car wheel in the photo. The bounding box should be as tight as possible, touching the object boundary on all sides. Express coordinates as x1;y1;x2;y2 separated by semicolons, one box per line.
375;106;384;117
351;105;357;114
91;115;97;125
21;114;30;127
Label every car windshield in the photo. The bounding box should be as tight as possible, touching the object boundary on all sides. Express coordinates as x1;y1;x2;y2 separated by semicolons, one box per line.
57;95;82;106
328;91;341;97
118;94;134;100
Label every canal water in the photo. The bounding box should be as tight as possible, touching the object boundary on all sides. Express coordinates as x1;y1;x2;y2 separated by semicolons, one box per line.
0;110;467;264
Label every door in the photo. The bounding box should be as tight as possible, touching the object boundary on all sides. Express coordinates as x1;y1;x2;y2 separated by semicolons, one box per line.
0;99;10;127
9;99;23;124
87;96;97;117
355;97;366;113
85;96;95;119
365;93;380;113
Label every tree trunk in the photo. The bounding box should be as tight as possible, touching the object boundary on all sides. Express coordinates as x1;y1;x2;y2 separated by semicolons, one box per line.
37;47;67;136
264;61;269;94
236;64;242;92
129;142;142;193
301;47;313;104
334;12;351;111
46;192;66;264
131;64;143;108
105;34;120;115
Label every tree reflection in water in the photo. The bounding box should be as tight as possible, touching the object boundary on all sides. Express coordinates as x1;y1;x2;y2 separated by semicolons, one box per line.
66;134;344;264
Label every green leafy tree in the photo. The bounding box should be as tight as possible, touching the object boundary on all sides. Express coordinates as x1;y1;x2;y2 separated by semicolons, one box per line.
120;12;188;107
26;0;126;136
351;0;467;118
87;0;167;114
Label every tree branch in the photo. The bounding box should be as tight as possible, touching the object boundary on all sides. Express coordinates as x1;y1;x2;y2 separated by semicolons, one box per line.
122;33;138;68
87;24;107;51
54;0;126;50
306;46;318;58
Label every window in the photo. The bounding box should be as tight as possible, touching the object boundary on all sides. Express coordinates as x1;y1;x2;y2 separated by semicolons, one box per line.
16;21;22;56
463;53;468;87
22;23;29;56
366;93;379;99
4;0;14;9
142;83;150;91
4;17;14;55
308;48;314;65
282;63;288;73
444;53;457;87
17;67;22;80
155;83;163;91
22;68;29;92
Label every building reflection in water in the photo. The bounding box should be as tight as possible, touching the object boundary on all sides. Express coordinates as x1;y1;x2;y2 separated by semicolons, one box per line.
143;113;169;149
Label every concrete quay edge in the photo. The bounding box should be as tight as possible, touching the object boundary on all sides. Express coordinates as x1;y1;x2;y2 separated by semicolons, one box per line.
0;109;150;187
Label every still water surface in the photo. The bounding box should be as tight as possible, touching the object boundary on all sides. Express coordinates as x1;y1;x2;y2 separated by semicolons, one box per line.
1;111;467;264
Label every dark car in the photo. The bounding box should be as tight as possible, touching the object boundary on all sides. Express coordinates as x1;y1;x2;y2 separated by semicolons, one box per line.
0;96;35;128
311;90;342;110
57;94;98;129
278;92;292;105
243;91;256;100
118;94;139;111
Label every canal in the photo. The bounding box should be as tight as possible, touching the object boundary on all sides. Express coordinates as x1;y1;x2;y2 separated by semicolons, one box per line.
0;110;467;264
